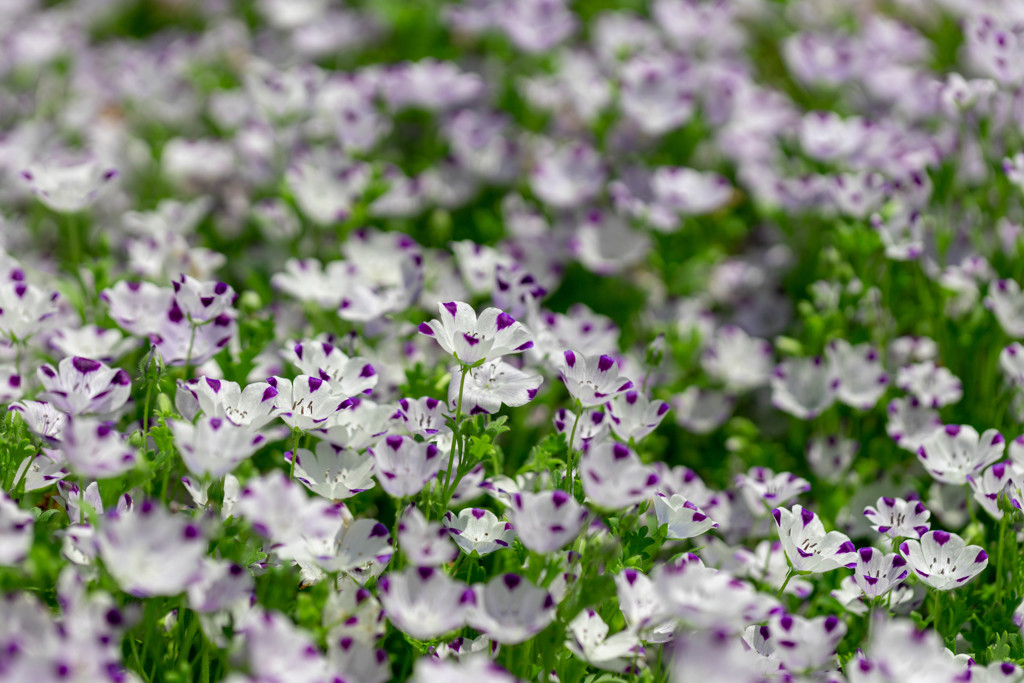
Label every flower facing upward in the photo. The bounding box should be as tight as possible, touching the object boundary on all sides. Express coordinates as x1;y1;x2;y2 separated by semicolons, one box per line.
559;351;634;407
900;530;988;590
418;301;533;365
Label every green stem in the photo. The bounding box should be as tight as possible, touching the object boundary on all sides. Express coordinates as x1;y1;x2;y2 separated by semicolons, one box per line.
183;321;198;380
289;429;302;479
564;402;584;493
777;567;795;599
932;589;942;636
996;513;1007;597
438;365;469;515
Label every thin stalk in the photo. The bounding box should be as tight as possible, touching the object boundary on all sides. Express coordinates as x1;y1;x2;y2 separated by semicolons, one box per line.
183;321;198;380
564;402;584;493
777;567;795;599
289;429;302;479
438;365;469;515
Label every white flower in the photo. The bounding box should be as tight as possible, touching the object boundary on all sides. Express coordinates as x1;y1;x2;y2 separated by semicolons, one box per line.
378;567;473;640
96;501;206;597
770;355;839;420
580;442;659;509
827;339;889;410
896;361;962;408
917;424;1004;485
864;496;931;540
418;301;533;366
289;440;375;501
0;492;32;566
702;325;773;392
900;530;988;591
450;359;542;414
397;504;457;567
986;279;1024;338
21;156;118;213
443;508;516;556
467;573;555;644
772;505;856;573
652;494;717;540
558;350;634;408
565;609;643;673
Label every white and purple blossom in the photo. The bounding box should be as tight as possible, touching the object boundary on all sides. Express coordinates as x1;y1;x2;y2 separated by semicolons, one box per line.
418;301;533;366
37;356;131;416
506;490;588;554
917;424;1004;485
559;350;634;408
96;501;206;597
900;530;988;591
370;435;442;498
377;567;474;641
467;573;555;644
864;496;931;540
443;508;515;556
772;505;857;573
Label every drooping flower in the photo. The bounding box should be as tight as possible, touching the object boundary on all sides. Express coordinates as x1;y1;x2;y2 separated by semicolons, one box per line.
900;530;988;590
772;505;857;573
916;424;1004;485
418;301;533;366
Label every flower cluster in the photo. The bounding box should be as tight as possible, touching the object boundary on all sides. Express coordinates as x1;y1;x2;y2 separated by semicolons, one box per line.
3;0;1024;681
